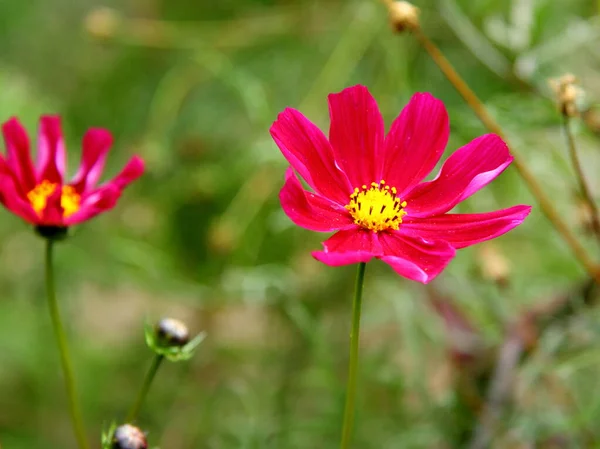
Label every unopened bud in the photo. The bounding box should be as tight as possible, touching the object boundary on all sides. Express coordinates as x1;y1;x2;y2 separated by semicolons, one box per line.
156;317;190;347
388;1;420;33
477;243;510;288
85;7;121;40
549;74;583;118
112;424;147;449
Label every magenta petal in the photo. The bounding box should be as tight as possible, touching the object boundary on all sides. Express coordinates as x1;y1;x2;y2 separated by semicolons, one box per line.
65;185;121;225
382;92;449;196
280;168;355;232
312;228;382;266
102;156;144;191
71;128;113;194
39;187;65;226
378;232;456;283
327;85;385;187
404;134;512;217
36;116;66;184
2;118;36;192
0;172;39;224
270;108;351;205
403;205;531;249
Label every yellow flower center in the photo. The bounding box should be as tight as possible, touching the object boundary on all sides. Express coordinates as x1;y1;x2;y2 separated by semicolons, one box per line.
27;180;81;218
345;180;407;232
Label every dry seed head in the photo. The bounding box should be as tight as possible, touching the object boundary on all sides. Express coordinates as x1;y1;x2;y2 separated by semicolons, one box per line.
388;1;420;33
549;73;583;118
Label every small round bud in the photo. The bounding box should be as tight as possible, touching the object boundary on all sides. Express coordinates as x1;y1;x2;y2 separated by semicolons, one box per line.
85;7;121;40
156;317;190;347
112;424;147;449
388;1;420;33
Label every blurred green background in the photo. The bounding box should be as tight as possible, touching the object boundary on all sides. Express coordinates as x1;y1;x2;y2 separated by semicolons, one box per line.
0;0;600;448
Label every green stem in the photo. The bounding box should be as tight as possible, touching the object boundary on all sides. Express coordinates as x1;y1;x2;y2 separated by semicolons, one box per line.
562;115;600;247
44;239;90;449
127;354;165;422
340;262;367;449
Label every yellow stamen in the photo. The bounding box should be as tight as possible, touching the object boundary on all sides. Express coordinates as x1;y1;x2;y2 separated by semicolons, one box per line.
27;180;81;218
345;179;407;232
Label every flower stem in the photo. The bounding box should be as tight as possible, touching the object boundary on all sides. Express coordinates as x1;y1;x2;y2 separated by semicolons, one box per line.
340;262;367;449
44;239;90;449
562;115;600;245
127;354;164;422
408;25;600;283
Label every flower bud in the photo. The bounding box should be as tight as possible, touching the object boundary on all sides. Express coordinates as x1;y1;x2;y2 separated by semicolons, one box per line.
156;317;190;348
111;424;147;449
549;73;583;118
477;243;510;288
387;1;420;33
85;7;121;40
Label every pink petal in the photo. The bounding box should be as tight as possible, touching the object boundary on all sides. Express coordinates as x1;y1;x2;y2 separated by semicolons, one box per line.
404;134;512;218
378;232;456;283
2;118;36;192
312;228;382;266
280;168;355;232
402;205;531;249
0;172;39;224
65;184;121;225
39;187;64;226
71;128;113;194
328;85;385;187
101;156;144;190
36;116;66;184
382;93;449;196
270;108;351;205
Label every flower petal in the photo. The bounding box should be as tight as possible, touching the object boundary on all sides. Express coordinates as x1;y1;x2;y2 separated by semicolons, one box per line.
312;228;382;266
2;118;36;192
327;85;385;187
378;232;456;283
101;156;144;190
402;205;531;249
382;92;449;196
65;184;121;225
280;168;355;232
0;170;39;224
270;108;351;205
71;128;113;194
39;187;64;226
36;116;66;184
404;134;512;217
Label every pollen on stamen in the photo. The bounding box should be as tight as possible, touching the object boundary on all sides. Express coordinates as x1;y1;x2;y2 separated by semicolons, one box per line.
345;179;407;232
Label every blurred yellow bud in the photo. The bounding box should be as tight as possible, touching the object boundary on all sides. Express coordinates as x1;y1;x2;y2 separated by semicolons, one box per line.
477;243;510;288
387;1;420;33
549;73;583;118
85;7;121;40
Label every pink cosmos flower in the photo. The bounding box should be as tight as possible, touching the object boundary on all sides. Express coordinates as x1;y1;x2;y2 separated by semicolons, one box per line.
0;115;144;228
271;85;531;283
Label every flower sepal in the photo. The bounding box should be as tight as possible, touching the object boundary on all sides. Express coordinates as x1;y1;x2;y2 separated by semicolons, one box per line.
144;320;205;362
35;225;70;241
